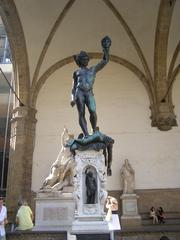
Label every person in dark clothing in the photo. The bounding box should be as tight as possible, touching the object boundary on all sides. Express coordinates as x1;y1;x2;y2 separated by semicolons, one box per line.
157;207;165;224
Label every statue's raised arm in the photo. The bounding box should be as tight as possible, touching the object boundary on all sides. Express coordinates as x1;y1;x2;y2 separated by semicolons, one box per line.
94;36;111;73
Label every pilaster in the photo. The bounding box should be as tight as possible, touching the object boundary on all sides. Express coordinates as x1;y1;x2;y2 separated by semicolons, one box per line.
6;106;37;219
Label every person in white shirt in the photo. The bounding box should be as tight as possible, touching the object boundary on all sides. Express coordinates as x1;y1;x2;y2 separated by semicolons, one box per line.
0;197;8;240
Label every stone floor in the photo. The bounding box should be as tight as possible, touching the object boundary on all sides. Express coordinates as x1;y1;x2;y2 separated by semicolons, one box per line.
114;224;180;240
6;222;180;240
64;225;180;240
6;227;180;240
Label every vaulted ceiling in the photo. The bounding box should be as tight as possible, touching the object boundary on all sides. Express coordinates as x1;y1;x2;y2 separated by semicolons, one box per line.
0;0;179;130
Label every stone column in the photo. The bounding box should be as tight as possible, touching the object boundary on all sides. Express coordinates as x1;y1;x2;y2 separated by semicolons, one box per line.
6;106;37;220
152;0;177;131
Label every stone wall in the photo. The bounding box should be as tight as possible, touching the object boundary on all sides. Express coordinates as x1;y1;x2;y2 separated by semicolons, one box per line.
108;188;180;214
32;62;180;193
6;231;67;240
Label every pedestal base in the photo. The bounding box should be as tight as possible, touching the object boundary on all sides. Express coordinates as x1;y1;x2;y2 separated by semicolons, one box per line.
120;193;141;227
71;150;109;234
120;215;141;227
34;190;75;231
72;219;109;233
75;233;110;240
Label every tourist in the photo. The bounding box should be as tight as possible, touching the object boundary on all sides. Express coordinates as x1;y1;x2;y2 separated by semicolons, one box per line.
157;207;165;224
149;207;158;224
0;196;8;240
15;200;34;231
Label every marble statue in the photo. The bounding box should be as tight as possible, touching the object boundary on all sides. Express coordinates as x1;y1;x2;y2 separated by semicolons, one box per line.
120;159;135;194
40;127;75;191
71;36;111;136
105;196;118;221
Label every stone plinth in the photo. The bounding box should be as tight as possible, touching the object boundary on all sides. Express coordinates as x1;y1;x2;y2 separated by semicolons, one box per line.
120;193;141;227
34;190;75;231
72;150;109;233
6;231;67;240
75;233;110;240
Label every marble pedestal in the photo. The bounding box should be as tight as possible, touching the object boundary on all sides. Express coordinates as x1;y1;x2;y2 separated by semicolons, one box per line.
34;188;75;231
71;150;109;234
120;193;141;227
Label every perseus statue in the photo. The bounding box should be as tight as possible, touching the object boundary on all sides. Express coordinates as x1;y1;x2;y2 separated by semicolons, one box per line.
71;36;111;136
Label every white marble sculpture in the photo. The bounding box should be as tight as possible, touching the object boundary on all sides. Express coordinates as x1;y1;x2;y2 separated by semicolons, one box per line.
105;196;118;221
41;127;75;191
120;159;135;194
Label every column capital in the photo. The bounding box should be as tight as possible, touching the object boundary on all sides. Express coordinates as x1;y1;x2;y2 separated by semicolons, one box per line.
11;105;37;123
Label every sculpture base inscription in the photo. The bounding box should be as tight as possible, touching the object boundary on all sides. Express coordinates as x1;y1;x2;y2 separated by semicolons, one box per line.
34;191;75;231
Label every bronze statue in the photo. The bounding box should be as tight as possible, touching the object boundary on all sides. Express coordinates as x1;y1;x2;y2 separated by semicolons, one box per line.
85;169;97;204
71;36;111;136
66;129;114;176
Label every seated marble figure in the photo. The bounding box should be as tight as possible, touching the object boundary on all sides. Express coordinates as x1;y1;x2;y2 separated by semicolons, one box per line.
40;127;75;191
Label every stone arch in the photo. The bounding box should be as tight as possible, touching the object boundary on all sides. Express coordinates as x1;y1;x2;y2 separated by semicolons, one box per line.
102;0;152;81
31;0;75;96
169;64;180;103
167;41;180;104
31;53;155;111
0;0;30;106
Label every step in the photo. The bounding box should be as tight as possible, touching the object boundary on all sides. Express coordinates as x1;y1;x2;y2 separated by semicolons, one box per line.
142;218;180;225
141;212;180;219
6;230;67;240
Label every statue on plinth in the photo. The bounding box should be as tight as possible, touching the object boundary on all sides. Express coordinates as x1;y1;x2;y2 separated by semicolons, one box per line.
70;37;116;232
120;159;141;226
69;36;114;178
120;159;135;194
40;127;75;191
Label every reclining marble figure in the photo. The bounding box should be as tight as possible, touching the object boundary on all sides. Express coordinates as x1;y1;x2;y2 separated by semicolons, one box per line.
41;127;75;191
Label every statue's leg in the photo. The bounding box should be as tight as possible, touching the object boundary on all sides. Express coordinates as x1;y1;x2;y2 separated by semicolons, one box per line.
103;149;107;166
87;94;97;132
107;144;113;176
41;166;59;188
76;93;89;136
124;180;128;194
52;178;69;191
